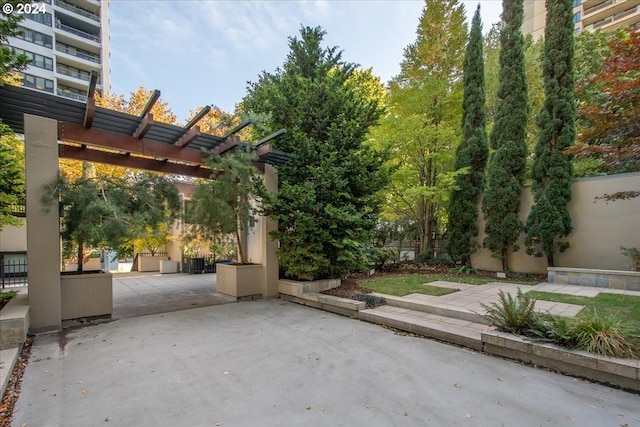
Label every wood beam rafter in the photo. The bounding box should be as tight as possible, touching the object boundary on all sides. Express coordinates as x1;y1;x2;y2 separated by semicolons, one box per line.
83;71;99;129
222;119;251;139
58;122;206;165
184;105;211;129
140;90;161;117
255;128;286;147
254;144;273;158
59;144;211;178
133;113;154;139
212;136;239;155
174;126;201;147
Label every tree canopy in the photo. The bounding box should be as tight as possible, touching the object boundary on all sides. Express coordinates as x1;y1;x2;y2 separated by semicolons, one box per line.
446;5;488;266
525;0;576;267
241;25;387;280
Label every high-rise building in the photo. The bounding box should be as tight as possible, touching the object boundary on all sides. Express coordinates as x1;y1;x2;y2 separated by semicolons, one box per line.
523;0;640;38
6;0;110;101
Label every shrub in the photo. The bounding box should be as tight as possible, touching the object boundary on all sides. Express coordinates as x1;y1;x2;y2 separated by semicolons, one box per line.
367;246;398;271
481;289;538;335
620;246;640;271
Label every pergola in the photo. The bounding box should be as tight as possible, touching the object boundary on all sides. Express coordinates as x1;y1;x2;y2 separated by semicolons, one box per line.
0;79;288;178
0;82;284;332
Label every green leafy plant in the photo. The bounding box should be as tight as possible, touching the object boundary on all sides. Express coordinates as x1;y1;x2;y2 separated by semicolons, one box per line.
367;246;398;271
450;265;477;275
571;311;640;358
481;289;538;335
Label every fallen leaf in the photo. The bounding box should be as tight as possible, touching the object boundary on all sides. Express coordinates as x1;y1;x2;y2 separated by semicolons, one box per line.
497;377;504;382
366;404;371;409
105;417;112;422
215;422;222;426
565;415;571;420
82;389;89;395
403;412;408;417
453;383;462;388
465;414;472;418
306;406;312;410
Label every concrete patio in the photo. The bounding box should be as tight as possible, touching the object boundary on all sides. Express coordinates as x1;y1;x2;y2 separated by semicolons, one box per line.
10;297;640;426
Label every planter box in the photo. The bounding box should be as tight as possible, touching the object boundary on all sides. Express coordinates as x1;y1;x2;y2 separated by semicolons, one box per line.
278;278;341;298
482;330;640;392
63;257;101;272
160;260;178;274
216;263;263;300
0;292;29;350
137;255;168;272
60;271;113;320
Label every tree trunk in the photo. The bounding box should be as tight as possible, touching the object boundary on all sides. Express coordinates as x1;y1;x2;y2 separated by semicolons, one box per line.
547;252;555;268
235;210;245;264
77;241;84;273
501;247;509;273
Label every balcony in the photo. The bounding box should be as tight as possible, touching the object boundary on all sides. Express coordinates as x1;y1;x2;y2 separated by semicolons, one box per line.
55;21;100;43
584;0;614;16
54;0;100;22
55;42;101;64
57;87;87;102
57;65;93;82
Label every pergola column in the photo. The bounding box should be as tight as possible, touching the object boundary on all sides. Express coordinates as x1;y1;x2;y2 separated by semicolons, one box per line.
25;114;61;332
261;164;279;297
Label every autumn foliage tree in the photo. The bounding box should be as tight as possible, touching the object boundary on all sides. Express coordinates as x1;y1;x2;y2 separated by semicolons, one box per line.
565;29;640;173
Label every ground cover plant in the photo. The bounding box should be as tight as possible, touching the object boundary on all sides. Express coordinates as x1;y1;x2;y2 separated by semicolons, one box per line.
484;289;640;359
0;290;17;310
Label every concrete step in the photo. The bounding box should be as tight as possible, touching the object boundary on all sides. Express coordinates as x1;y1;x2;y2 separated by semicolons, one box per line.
374;293;489;325
1;347;19;399
359;305;490;351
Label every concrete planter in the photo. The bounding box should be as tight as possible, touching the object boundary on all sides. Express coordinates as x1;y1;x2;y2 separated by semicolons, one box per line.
137;255;168;272
60;270;113;320
0;292;29;350
216;263;263;300
160;260;178;274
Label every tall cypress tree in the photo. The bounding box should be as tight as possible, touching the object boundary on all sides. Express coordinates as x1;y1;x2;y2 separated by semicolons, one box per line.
447;5;488;266
525;0;575;267
481;0;529;272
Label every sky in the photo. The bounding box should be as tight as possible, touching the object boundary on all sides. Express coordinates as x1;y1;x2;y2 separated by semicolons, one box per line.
108;1;503;124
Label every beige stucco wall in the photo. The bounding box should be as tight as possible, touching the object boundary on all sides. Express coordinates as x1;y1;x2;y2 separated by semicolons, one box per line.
24;114;61;332
471;172;640;273
0;220;27;252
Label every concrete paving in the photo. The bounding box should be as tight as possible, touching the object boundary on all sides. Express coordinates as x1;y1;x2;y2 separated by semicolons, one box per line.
111;272;235;319
11;299;640;427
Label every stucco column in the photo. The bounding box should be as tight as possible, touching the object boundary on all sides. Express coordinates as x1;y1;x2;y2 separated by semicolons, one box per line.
25;114;61;332
261;164;279;297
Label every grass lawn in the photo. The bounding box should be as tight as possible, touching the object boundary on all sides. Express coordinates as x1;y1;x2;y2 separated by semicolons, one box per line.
527;291;640;335
360;274;488;296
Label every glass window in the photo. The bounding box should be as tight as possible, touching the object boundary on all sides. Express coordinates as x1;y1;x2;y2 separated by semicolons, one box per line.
573;0;581;7
25;11;52;26
12;47;54;71
21;72;54;93
573;12;581;24
16;27;53;48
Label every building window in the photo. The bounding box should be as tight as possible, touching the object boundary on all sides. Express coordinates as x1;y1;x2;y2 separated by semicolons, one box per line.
16;26;53;48
573;11;581;24
573;0;581;7
21;72;54;93
24;11;52;26
12;48;53;71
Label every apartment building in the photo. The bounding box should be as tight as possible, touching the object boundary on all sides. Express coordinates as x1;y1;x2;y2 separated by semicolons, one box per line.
523;0;640;39
7;0;110;101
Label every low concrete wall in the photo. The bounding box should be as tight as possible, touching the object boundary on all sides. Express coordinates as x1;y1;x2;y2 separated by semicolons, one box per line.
0;292;29;350
278;278;341;298
60;271;113;320
482;330;640;392
548;267;640;290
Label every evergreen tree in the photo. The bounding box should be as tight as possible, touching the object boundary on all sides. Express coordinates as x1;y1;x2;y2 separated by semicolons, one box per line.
481;0;529;272
525;0;576;267
447;5;488;266
241;26;387;280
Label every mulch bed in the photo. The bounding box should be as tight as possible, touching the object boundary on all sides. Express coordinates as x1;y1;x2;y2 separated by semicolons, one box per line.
0;336;33;427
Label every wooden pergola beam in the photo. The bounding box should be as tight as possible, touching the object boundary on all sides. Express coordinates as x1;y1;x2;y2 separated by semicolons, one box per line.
255;128;286;147
140;90;161;117
222;119;251;139
255;144;272;158
184;105;211;129
174;126;201;147
58;122;206;165
59;145;211;179
212;136;239;155
133;113;154;139
83;71;99;129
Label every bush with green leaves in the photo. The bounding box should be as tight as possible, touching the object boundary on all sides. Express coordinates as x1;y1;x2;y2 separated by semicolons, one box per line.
367;246;398;271
481;288;538;335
